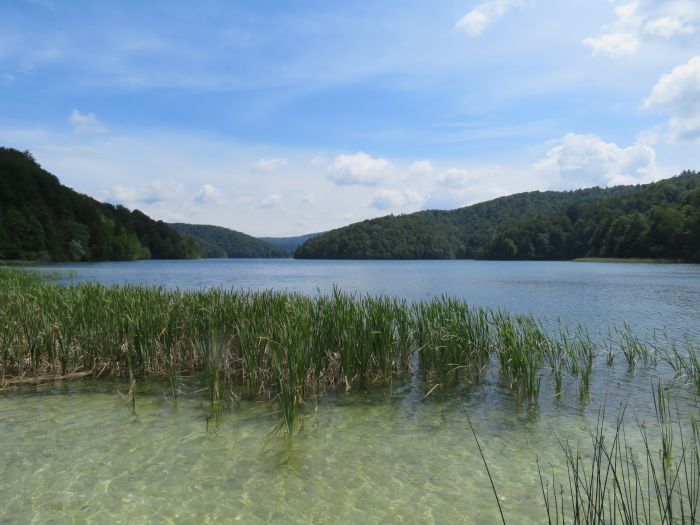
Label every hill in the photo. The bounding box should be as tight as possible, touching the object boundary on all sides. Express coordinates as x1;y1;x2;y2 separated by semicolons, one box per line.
170;223;286;258
294;172;700;261
478;171;700;261
0;147;199;262
259;233;322;256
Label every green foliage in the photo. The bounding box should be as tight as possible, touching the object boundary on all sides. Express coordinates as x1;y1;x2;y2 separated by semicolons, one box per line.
296;171;700;261
295;185;635;259
479;171;700;261
170;223;286;258
0;147;200;261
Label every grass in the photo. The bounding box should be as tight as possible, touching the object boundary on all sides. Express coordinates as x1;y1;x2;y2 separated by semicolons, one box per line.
1;266;699;442
2;266;699;523
537;398;699;524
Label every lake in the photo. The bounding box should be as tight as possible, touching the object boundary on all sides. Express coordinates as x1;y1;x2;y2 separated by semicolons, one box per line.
37;258;700;340
2;259;698;523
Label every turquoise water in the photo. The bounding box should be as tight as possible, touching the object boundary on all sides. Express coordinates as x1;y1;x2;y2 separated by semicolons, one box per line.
36;258;700;339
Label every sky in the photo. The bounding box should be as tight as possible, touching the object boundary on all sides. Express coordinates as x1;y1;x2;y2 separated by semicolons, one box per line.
1;0;699;236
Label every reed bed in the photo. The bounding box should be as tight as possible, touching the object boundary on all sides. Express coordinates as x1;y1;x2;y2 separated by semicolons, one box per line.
1;267;699;437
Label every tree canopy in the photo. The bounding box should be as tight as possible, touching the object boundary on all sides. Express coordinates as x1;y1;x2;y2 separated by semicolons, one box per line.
0;147;199;261
295;172;700;262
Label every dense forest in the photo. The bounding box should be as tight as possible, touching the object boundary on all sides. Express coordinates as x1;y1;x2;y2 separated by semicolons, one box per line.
478;171;700;261
295;171;700;262
170;223;286;258
0;147;199;261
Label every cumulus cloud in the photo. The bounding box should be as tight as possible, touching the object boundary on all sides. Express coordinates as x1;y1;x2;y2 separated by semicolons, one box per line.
194;184;226;205
438;167;478;189
582;33;640;57
327;151;394;186
408;160;434;176
259;193;281;208
583;0;700;57
456;0;522;37
253;157;287;173
370;189;422;210
108;180;184;205
643;16;695;38
645;56;700;141
534;133;657;188
69;109;109;134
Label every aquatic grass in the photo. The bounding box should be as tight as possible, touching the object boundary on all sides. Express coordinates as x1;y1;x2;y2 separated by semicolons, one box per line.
538;398;699;524
664;338;700;394
1;266;697;444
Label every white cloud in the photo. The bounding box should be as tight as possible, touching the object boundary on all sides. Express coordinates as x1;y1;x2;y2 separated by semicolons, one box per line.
370;188;423;211
108;180;184;205
194;184;226;205
583;0;700;57
456;0;522;37
253;157;287;173
643;16;695;38
327;151;394;186
259;193;281;208
534;133;657;187
408;160;434;176
438;167;479;188
69;109;109;134
645;56;700;141
582;33;640;57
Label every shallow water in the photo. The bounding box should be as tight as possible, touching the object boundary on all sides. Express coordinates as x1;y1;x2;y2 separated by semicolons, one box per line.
1;364;697;524
34;258;700;340
9;258;699;523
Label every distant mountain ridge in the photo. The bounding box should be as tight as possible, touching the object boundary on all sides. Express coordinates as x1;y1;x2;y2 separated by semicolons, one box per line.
170;223;286;258
295;172;700;261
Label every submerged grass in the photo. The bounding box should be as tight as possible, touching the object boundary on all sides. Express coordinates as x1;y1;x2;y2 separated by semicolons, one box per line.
1;266;698;442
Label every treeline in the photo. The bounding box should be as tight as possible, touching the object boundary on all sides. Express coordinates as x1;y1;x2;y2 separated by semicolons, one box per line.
479;171;700;261
295;185;633;259
170;223;286;258
295;171;700;261
0;147;199;261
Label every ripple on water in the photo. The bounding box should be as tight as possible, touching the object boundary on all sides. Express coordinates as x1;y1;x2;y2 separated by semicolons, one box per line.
0;376;697;524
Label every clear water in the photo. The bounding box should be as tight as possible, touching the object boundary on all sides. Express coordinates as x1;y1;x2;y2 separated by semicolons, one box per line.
4;259;698;523
2;372;697;524
34;258;700;340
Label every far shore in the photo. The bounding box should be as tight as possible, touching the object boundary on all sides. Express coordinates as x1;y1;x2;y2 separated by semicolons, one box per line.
573;257;688;264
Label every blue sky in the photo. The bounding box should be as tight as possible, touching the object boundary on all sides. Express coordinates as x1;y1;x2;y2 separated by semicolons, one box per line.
1;0;699;235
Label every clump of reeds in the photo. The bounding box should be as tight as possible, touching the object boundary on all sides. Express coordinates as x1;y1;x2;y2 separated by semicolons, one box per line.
538;397;699;524
2;267;698;445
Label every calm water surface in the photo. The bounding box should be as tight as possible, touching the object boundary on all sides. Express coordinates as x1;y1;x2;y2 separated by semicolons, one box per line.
36;258;700;339
3;258;697;523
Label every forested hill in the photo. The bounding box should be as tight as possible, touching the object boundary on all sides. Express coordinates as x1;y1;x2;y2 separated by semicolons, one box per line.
0;147;199;261
478;171;700;261
295;185;634;260
294;171;700;261
170;223;286;258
